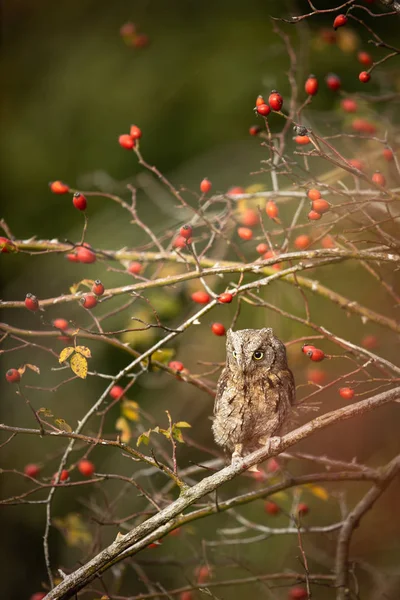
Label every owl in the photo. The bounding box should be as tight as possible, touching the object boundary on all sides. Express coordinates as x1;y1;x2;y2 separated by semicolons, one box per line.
212;328;295;466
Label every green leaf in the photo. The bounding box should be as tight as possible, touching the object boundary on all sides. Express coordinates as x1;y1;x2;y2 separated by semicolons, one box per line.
137;429;152;447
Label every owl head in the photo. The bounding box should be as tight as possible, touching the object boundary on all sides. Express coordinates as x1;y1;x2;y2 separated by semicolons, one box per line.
225;328;288;374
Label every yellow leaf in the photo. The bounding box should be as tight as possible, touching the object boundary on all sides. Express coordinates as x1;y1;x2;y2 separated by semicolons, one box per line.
151;348;175;364
306;484;329;501
54;418;73;433
70;353;88;379
69;279;94;294
116;417;131;443
18;363;40;375
59;347;75;364
53;513;92;548
137;428;151;446
175;421;191;428
245;184;266;194
269;491;288;502
38;407;54;417
75;345;91;358
121;399;140;422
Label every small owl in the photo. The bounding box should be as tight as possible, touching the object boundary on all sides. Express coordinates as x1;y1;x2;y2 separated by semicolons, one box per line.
212;328;295;466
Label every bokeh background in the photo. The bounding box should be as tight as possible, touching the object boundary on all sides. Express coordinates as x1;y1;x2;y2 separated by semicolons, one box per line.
1;1;400;598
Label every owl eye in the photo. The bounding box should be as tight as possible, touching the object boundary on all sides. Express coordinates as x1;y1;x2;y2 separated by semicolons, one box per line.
253;350;264;360
232;351;238;358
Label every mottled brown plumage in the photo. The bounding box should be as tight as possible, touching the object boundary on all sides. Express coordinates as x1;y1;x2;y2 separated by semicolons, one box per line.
212;328;295;464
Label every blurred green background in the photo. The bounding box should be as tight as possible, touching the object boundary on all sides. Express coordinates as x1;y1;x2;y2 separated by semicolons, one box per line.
1;1;400;599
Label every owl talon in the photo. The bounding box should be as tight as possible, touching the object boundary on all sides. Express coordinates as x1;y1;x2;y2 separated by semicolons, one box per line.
265;436;281;454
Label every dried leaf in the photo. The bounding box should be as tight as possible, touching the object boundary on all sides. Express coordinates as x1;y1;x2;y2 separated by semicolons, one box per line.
115;417;131;443
59;347;75;364
70;353;88;379
306;484;329;501
54;418;73;433
175;421;191;428
69;279;93;294
172;428;184;443
158;427;170;439
121;399;140;422
38;407;54;417
75;345;91;358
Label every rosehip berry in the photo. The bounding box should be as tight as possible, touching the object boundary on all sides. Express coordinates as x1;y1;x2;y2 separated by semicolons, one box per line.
53;318;69;331
268;91;283;111
227;186;245;196
0;236;14;253
383;148;394;162
297;502;309;516
110;385;124;400
294;235;311;250
133;34;150;48
241;208;259;227
72;192;87;211
256;103;271;116
312;199;331;214
320;28;337;44
341;98;358;113
289;586;308;599
255;95;266;107
180;224;193;239
358;51;373;67
118;134;135;149
305;75;318;96
307;348;325;362
372;171;386;186
24;463;41;478
361;334;378;349
307;188;321;201
351;118;376;134
25;293;39;312
78;459;95;477
92;280;105;296
211;323;226;336
308;210;322;221
196;565;211;583
295;135;311;145
80;294;98;309
52;469;69;483
218;292;233;304
249;125;261;136
256;243;269;255
129;124;142;139
307;368;327;385
325;73;341;91
348;158;365;171
49;180;70;194
339;387;355;400
359;71;371;83
191;290;211;304
66;252;79;262
237;227;253;240
30;593;47;600
302;344;316;354
333;14;348;30
267;458;280;473
168;360;184;372
200;178;212;193
179;591;193;600
6;368;21;383
264;501;280;515
76;245;96;263
265;200;279;220
128;261;143;275
321;235;335;249
173;235;188;249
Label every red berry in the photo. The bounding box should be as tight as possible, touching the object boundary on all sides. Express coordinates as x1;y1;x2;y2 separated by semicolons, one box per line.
372;171;386;186
128;261;143;275
119;134;135;149
80;294;98;309
227;186;245;196
49;180;69;194
249;125;261;136
218;292;233;304
53;469;69;483
76;245;96;264
6;368;21;383
341;98;358;113
305;75;318;96
351;118;376;134
179;592;193;600
307;348;325;362
53;318;69;331
333;14;348;30
66;252;79;262
72;192;87;211
173;235;188;249
78;459;95;477
295;135;311;145
265;200;279;220
241;208;259;227
196;565;211;583
200;178;212;194
348;158;365;171
24;463;41;478
180;224;193;239
268;91;283;111
308;210;322;221
256;103;271;116
168;360;184;372
320;28;337;44
211;323;226;336
359;71;371;83
307;188;321;201
255;95;265;107
169;527;181;537
294;235;311;250
383;148;394;162
92;280;105;296
191;290;211;304
358;51;373;67
129;124;142;139
132;34;149;48
289;586;308;599
120;21;136;37
326;73;341;91
312;199;330;214
110;385;124;400
339;387;355;400
237;227;253;240
264;501;280;515
307;367;327;385
361;334;378;349
256;243;269;255
30;593;47;600
0;236;14;253
321;235;335;249
25;293;39;312
302;344;316;354
267;458;280;473
297;502;309;516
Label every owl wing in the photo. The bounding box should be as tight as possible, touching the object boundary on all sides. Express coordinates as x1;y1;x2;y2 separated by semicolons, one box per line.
213;367;229;416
